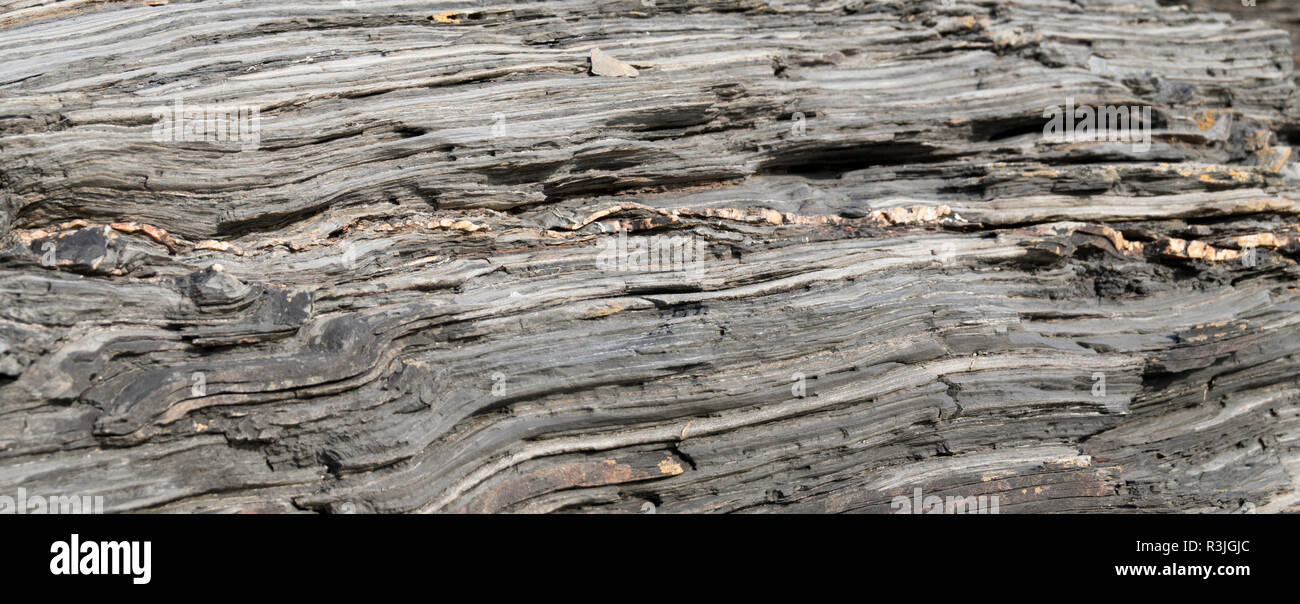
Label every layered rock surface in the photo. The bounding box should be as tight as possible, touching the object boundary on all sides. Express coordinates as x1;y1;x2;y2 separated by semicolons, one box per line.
1;0;1299;513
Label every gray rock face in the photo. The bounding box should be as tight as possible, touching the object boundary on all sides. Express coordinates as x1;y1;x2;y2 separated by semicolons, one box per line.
1;0;1299;513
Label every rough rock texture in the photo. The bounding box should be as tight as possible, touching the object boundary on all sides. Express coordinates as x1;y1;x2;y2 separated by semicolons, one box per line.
2;0;1300;513
1183;0;1300;70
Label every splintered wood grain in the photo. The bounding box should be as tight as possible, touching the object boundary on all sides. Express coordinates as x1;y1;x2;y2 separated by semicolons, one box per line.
1;0;1299;513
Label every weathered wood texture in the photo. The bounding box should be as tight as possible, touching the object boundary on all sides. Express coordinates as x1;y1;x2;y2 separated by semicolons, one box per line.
2;0;1300;513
